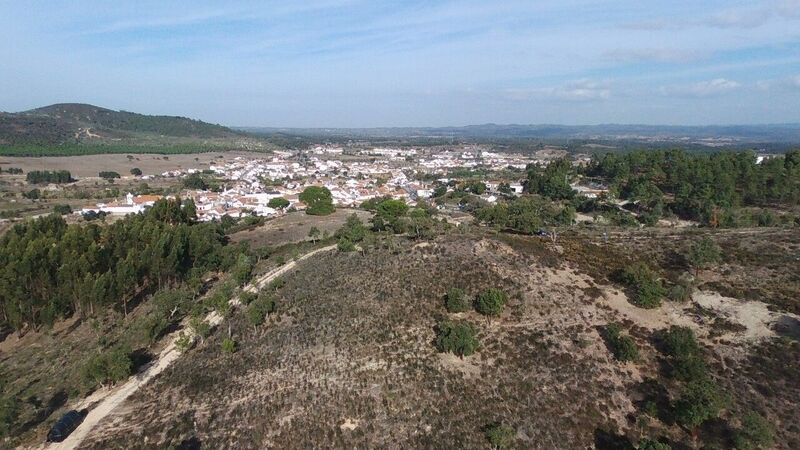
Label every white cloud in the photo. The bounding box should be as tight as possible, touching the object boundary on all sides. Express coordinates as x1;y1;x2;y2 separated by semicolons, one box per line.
660;78;741;97
506;79;611;102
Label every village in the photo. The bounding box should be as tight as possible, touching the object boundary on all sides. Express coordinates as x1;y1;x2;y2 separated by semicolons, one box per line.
82;146;542;221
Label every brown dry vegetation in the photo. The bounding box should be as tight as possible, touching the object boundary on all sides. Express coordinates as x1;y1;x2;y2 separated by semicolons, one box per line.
4;224;798;449
74;227;800;449
231;209;373;248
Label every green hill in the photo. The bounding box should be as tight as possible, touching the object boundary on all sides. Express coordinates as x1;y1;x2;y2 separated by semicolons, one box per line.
0;103;264;155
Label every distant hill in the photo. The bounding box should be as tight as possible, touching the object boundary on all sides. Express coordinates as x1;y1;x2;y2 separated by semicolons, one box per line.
243;123;800;147
0;103;237;147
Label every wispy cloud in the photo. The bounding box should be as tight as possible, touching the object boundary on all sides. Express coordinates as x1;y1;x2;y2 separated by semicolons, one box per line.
603;48;707;64
660;78;741;97
624;0;800;30
506;79;612;101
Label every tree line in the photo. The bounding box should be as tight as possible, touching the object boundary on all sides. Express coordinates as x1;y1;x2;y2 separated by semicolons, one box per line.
25;170;74;184
0;198;244;331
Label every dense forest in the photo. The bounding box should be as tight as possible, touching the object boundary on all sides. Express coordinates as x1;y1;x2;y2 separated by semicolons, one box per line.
0;198;244;331
524;149;800;227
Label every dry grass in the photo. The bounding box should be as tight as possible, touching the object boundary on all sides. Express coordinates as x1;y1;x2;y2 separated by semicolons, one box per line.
230;209;372;248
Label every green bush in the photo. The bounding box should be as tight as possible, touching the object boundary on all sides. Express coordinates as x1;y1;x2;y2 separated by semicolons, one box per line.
484;422;515;449
605;323;639;362
190;316;212;340
621;263;665;309
175;332;193;352
221;338;238;353
638;439;671;450
52;203;73;215
246;293;276;327
671;354;707;382
0;395;19;438
673;378;728;429
733;412;773;450
337;237;356;252
687;237;722;274
239;291;257;305
475;288;507;316
445;288;469;313
435;320;479;357
661;326;700;359
335;213;367;243
99;171;121;180
82;345;133;387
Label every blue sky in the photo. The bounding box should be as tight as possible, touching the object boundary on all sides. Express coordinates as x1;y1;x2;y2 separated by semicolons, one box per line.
1;0;799;127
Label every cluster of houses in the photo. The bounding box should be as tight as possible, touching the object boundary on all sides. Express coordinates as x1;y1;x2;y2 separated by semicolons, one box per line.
82;146;548;221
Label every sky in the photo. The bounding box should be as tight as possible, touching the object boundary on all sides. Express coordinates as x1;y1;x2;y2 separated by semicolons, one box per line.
1;0;799;127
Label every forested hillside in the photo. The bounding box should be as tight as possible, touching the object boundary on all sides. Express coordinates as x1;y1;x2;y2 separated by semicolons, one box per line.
515;149;800;229
0;198;243;331
0;103;268;156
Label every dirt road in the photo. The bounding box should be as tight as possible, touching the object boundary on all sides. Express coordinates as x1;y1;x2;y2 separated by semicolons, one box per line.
43;245;336;450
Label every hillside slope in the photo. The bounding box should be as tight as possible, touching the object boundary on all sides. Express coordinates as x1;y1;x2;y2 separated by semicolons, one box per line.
75;231;800;449
0;104;250;152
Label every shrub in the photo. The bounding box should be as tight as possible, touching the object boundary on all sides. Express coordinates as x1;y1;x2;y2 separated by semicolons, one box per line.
661;326;700;359
221;338;238;353
246;293;276;327
687;237;722;275
175;332;193;352
53;204;73;215
335;213;367;243
733;412;773;450
605;323;639;362
639;439;671;450
673;378;728;429
484;422;515;449
668;282;693;303
190;316;212;340
239;290;257;305
130;167;142;176
231;254;254;286
445;288;469;313
337;237;356;252
671;354;707;382
82;345;133;387
435;320;479;357
475;288;507;316
0;395;19;438
99;171;121;180
621;263;665;309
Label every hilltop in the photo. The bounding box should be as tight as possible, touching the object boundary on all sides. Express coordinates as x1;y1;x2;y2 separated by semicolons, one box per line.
0;104;268;155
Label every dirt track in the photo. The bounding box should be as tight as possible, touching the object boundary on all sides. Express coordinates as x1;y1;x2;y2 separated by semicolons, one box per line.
40;245;336;450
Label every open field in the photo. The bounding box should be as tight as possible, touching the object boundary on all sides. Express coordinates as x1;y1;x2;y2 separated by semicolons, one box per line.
68;228;800;449
0;151;271;178
230;209;373;248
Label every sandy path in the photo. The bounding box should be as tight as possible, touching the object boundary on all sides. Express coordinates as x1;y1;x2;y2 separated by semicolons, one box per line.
43;245;336;450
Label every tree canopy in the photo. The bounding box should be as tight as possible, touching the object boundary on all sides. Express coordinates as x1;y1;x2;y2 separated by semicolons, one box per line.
300;186;335;215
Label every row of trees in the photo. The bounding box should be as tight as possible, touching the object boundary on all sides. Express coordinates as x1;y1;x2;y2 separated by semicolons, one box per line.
0;198;242;331
25;170;73;184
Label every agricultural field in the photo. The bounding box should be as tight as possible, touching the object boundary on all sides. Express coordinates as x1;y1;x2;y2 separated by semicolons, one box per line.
71;227;799;449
